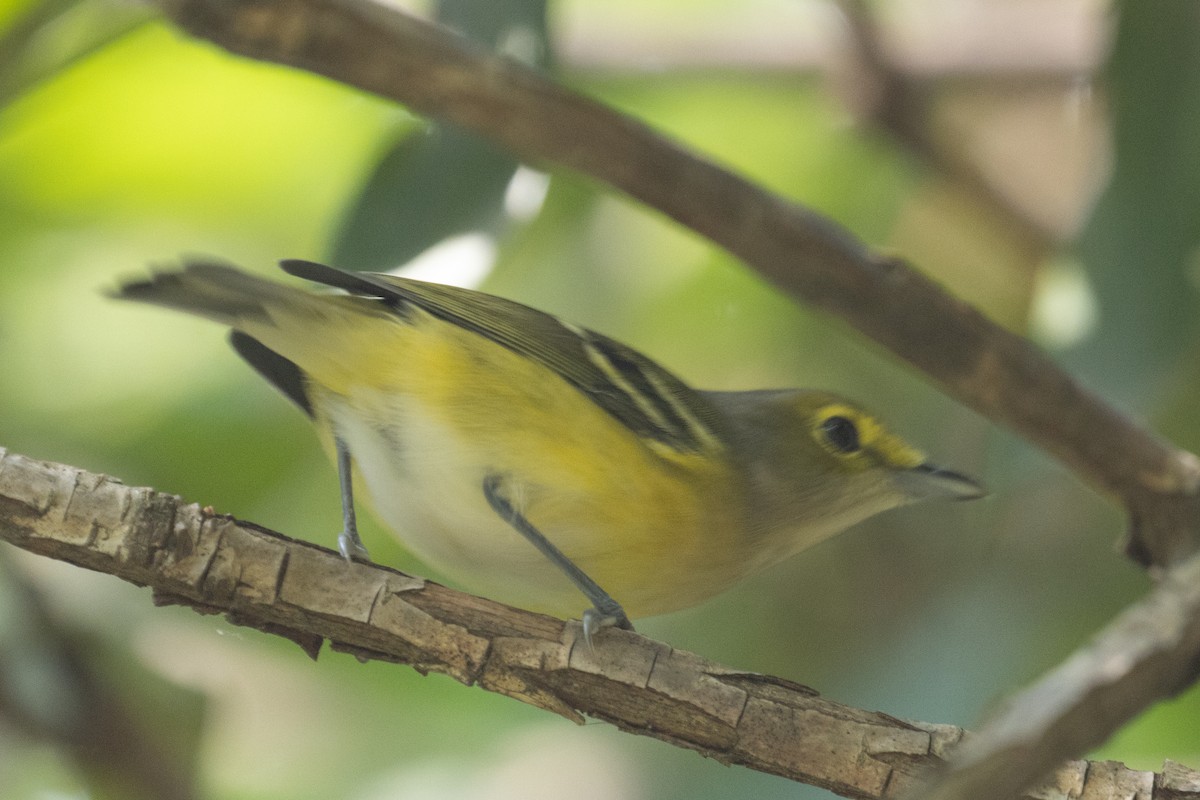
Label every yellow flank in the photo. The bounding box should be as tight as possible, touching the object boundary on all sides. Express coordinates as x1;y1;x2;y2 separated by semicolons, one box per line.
248;296;748;619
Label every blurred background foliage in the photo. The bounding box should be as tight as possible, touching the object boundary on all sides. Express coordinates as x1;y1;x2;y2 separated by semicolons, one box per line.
1;0;1198;798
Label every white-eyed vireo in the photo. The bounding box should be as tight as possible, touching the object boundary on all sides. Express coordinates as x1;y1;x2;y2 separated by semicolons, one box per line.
115;259;984;638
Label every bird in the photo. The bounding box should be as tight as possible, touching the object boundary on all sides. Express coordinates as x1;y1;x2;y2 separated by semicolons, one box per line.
113;258;984;639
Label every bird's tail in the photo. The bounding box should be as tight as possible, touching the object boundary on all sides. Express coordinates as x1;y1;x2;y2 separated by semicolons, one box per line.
111;261;314;328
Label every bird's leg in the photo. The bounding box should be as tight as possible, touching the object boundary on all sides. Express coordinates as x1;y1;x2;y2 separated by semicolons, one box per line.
482;474;633;646
336;436;371;562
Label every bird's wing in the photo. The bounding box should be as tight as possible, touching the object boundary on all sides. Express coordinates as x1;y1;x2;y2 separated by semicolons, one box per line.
281;259;725;456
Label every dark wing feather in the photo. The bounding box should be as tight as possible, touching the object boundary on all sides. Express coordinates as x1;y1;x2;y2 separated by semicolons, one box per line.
279;259;724;454
229;331;314;417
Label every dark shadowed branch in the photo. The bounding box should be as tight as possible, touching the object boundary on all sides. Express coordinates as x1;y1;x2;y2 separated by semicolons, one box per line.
0;551;200;800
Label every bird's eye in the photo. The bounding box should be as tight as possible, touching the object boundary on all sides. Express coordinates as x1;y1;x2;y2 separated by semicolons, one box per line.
820;415;861;454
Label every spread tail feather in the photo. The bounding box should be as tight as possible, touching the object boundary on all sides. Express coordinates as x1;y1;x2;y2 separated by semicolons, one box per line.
111;261;307;327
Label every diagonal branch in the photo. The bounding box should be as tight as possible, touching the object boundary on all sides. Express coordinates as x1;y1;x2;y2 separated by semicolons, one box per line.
52;1;1200;797
152;0;1200;568
918;551;1200;800
2;447;1198;800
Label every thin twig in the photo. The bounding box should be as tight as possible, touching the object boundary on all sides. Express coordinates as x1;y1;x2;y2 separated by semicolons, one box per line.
833;0;1062;253
918;551;1200;800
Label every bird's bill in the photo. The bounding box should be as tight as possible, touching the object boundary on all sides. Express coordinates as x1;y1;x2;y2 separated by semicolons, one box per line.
895;462;987;501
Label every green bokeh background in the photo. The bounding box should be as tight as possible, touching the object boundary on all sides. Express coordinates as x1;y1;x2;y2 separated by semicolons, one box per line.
2;1;1198;798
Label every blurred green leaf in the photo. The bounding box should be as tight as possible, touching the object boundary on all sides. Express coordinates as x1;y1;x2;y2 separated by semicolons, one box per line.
331;126;518;270
331;0;550;270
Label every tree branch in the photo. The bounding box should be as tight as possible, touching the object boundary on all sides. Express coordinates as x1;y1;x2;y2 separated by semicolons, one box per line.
832;0;1061;254
151;0;1200;569
46;1;1200;796
918;550;1200;800
1;447;1197;800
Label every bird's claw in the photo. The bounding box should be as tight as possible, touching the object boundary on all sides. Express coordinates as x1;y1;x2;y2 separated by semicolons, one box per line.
581;604;634;650
338;530;371;563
